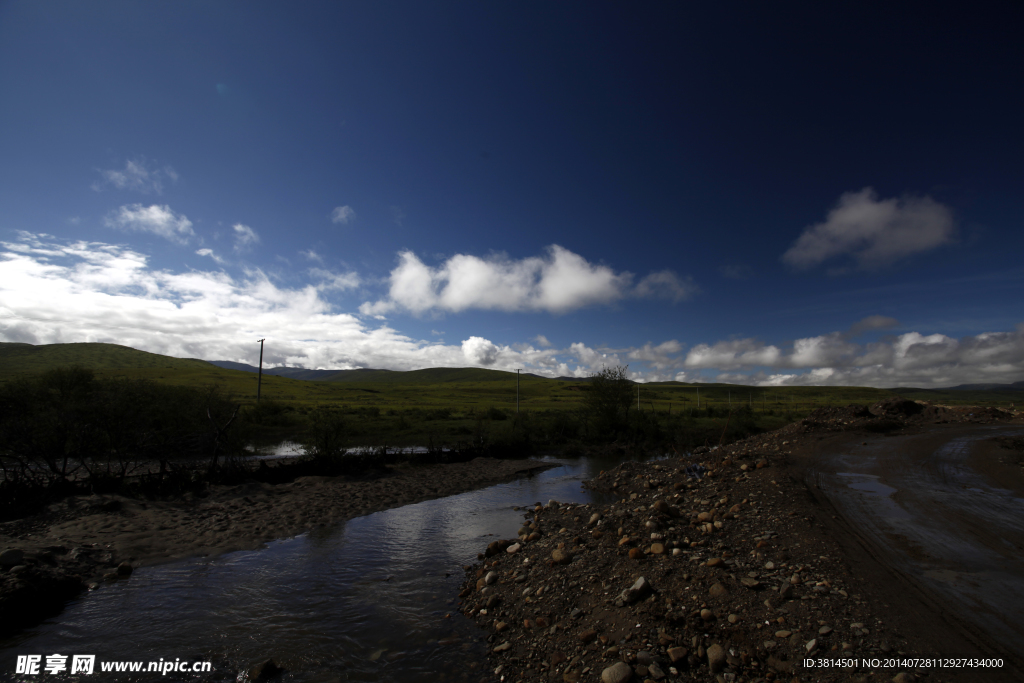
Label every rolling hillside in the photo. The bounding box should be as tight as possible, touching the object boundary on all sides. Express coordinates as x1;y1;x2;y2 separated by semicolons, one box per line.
0;342;214;374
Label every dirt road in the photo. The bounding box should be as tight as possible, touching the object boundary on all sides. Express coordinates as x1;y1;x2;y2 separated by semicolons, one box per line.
804;422;1024;679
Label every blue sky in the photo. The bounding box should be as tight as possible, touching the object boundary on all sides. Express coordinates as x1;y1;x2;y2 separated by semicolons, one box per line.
1;2;1022;387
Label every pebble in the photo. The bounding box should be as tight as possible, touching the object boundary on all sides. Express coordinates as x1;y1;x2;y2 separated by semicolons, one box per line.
700;608;713;621
506;543;521;554
819;625;832;635
484;571;498;585
708;582;728;598
601;662;633;683
805;638;818;653
706;643;725;673
551;548;573;565
493;642;511;652
619;576;652;604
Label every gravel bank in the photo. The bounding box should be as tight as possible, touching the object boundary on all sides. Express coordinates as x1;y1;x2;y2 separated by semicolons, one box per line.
458;401;1022;683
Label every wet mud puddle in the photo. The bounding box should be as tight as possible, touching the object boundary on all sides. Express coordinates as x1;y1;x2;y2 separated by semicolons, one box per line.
815;427;1024;659
0;455;650;682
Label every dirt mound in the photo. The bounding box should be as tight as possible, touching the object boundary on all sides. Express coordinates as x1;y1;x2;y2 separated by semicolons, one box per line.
795;404;904;434
458;439;922;682
870;398;923;418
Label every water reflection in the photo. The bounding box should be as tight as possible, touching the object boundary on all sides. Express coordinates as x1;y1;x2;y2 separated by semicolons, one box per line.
0;453;669;682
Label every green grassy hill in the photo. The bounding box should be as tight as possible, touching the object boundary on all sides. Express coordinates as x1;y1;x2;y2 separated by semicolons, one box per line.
2;342;1019;416
0;342;213;374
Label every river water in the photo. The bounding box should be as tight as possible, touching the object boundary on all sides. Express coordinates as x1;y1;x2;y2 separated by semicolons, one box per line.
0;454;663;682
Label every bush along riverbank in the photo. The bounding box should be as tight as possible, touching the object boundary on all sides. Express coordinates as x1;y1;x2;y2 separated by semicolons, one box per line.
458;400;1021;683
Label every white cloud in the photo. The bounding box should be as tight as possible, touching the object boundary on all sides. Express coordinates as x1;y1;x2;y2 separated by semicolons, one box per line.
308;267;360;291
93;158;177;194
789;334;859;367
232;223;259;252
462;336;500;366
628;340;684;369
331;206;356;224
534;334;552;347
782;187;955;270
685;339;782;370
104;204;195;244
361;245;692;316
196;248;226;265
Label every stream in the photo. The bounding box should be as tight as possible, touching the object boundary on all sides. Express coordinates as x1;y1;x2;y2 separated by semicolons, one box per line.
0;453;663;682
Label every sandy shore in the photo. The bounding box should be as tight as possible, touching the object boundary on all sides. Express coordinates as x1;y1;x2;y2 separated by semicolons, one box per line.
0;456;553;637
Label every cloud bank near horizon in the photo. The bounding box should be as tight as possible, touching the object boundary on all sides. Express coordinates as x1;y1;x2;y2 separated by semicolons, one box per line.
1;233;1022;388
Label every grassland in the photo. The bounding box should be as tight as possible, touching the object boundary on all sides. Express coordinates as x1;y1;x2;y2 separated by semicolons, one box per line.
2;341;1021;450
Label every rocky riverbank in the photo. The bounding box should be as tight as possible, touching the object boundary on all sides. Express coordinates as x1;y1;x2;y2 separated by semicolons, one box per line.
0;456;554;638
458;400;1022;683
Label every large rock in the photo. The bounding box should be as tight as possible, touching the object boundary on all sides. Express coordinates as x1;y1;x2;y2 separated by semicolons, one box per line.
601;662;633;683
619;576;652;604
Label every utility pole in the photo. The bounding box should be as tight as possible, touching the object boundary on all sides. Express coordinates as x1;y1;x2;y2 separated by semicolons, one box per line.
515;369;521;414
257;338;265;402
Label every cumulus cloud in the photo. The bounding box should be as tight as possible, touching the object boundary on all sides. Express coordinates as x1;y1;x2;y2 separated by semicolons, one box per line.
534;335;552;347
232;224;259;252
628;340;684;369
685;339;782;370
0;233;580;376
462;336;500;365
331;206;356;224
360;245;694;316
105;204;195;245
782;187;955;270
93;158;178;194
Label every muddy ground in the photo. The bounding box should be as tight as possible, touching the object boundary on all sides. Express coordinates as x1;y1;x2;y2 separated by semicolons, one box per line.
0;456;553;637
457;400;1024;683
